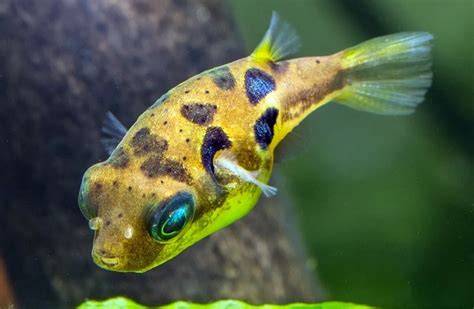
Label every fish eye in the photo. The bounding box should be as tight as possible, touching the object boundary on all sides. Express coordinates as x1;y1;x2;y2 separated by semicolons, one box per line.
148;192;195;242
78;176;96;220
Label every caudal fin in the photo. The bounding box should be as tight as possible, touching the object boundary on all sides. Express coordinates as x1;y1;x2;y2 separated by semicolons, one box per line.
335;32;433;115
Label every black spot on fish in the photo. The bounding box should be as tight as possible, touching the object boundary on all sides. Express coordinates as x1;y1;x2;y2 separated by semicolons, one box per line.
211;66;235;90
140;156;192;184
93;182;103;192
245;68;275;104
181;103;217;125
254;107;279;150
201;127;232;183
108;147;129;168
131;127;168;156
140;155;161;178
161;159;192;184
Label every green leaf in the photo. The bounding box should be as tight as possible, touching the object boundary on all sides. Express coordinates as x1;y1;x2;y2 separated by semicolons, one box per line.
77;297;375;309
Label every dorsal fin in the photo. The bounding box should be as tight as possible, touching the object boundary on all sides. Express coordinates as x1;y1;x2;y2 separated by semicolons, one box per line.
251;11;301;62
101;111;127;155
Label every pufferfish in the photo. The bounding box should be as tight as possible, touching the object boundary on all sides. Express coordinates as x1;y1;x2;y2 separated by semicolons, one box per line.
79;12;433;272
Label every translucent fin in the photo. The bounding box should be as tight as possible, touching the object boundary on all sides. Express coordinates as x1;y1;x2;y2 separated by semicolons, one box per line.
336;32;433;115
251;11;301;62
215;150;277;198
101;111;127;155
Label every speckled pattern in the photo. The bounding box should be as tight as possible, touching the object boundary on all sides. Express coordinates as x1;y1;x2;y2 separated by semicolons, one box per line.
79;46;344;274
245;68;276;104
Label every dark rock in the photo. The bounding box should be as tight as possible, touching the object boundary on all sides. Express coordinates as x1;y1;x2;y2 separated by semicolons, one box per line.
0;0;322;308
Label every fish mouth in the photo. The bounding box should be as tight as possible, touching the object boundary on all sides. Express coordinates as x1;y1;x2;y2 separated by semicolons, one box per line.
92;252;120;269
99;256;119;267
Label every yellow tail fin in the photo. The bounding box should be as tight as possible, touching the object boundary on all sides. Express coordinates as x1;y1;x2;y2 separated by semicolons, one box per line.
336;32;433;115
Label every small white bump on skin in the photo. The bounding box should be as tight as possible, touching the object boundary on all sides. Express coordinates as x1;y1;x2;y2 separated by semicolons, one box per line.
124;225;134;239
88;217;103;231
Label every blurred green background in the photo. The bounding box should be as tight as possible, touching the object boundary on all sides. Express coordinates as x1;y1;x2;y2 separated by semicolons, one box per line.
230;1;473;308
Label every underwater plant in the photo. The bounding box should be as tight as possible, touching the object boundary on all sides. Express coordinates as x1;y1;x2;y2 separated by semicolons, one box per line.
78;12;432;273
77;297;374;309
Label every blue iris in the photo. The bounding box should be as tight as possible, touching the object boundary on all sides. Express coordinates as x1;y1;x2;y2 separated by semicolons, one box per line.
149;192;195;242
162;207;189;235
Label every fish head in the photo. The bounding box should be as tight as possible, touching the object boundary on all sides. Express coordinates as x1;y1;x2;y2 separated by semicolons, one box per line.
78;157;249;272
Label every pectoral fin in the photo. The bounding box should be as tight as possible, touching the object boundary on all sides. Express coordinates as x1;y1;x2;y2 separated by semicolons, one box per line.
215;150;277;198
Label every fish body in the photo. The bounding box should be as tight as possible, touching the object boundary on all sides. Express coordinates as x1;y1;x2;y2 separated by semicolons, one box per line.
79;13;433;272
